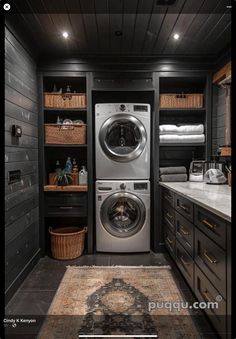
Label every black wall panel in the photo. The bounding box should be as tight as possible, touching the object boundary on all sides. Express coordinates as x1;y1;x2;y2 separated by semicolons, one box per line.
5;26;40;303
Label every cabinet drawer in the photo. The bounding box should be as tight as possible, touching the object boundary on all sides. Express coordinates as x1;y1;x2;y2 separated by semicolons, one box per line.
162;188;175;208
163;205;175;232
175;194;193;222
164;226;175;259
45;193;87;217
195;264;226;337
45;193;87;206
194;205;226;249
195;228;226;298
176;212;194;257
5;223;38;289
176;240;194;290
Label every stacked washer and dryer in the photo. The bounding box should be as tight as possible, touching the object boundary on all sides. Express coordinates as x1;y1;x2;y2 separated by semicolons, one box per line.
95;103;151;252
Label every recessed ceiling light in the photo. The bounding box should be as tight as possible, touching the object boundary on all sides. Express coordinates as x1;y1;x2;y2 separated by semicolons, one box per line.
173;33;180;40
62;31;69;39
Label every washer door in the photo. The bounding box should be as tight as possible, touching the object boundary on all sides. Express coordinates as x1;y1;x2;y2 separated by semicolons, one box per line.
100;192;146;238
99;114;147;162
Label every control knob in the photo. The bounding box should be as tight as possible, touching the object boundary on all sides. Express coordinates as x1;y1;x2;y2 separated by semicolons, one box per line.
120;104;126;111
120;183;126;190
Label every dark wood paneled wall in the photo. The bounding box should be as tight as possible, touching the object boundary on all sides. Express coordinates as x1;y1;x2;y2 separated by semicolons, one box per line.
212;86;226;154
5;26;40;303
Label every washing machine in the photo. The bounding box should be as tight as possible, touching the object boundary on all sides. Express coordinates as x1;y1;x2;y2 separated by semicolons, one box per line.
96;180;150;252
95;103;150;179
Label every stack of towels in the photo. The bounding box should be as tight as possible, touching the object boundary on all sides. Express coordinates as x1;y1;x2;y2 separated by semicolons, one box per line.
159;124;205;143
160;166;187;182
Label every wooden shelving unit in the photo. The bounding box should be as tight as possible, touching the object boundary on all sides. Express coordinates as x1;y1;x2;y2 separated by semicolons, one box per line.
40;75;90;254
160;143;206;147
44;185;88;192
44;144;87;148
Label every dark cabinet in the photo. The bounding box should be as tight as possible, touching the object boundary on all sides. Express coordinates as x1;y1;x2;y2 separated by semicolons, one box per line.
176;212;194;257
195;227;226;299
162;188;175;207
163;205;175;232
176;240;194;290
175;194;194;222
194;205;226;249
164;226;175;260
45;193;87;217
161;185;230;339
195;265;227;337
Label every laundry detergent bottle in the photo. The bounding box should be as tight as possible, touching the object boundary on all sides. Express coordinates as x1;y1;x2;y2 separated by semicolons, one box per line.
79;166;88;186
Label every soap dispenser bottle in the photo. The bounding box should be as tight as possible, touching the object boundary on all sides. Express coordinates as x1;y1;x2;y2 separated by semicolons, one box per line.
65;157;72;173
79;166;87;186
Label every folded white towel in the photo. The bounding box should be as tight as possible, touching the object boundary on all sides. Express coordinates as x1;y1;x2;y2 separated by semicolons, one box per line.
159;124;204;135
160;134;205;143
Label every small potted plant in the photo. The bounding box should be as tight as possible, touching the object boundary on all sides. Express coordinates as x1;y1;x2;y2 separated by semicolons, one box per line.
54;169;72;186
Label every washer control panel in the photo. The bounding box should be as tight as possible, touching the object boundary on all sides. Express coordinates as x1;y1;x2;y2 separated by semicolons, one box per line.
134;182;148;190
119;104;126;111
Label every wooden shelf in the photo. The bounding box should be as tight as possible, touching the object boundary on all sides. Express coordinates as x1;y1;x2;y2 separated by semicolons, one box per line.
44;107;87;111
160;143;205;147
44;144;87;147
159;108;205;112
44;185;88;192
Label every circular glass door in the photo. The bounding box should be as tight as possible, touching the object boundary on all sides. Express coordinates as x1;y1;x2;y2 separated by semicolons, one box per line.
99;114;147;162
100;192;146;238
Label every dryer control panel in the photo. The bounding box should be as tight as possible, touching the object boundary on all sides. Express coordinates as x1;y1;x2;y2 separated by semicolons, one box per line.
134;182;148;190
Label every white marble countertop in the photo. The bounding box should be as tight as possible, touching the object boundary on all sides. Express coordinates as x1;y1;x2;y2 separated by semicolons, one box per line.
159;181;231;222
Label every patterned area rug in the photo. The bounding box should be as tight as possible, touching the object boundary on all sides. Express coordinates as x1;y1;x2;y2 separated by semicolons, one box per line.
38;266;199;338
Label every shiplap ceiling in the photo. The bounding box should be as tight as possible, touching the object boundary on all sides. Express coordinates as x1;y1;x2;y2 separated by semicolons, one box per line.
7;0;231;59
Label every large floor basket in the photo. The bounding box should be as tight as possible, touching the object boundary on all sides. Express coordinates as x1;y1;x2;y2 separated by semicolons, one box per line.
49;227;88;260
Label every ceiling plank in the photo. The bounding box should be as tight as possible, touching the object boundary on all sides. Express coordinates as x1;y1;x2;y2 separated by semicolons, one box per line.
186;0;229;55
162;0;206;55
80;0;99;54
67;14;90;54
151;0;186;54
207;22;231;56
121;14;137;54
108;0;124;54
142;13;165;55
95;14;110;54
131;0;154;55
121;0;139;54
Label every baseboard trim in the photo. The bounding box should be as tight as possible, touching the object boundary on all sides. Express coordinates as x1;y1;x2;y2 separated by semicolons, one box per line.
5;248;42;305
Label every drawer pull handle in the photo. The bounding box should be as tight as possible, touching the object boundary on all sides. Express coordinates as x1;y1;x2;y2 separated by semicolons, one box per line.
180;256;190;266
202;219;216;230
179;203;189;212
166;212;173;220
203;250;217;264
59;206;73;210
202;289;214;303
166;237;173;245
180;226;190;236
165;194;172;201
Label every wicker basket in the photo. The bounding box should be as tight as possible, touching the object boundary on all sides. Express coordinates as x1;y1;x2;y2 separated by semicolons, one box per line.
49;227;88;260
45;124;86;144
44;93;86;109
160;93;204;108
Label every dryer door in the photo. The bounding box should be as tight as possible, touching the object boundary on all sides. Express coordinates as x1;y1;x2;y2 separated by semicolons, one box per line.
99;114;147;162
100;192;146;238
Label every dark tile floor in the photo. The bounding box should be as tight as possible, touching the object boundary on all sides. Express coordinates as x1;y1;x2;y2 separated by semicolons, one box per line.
5;252;219;338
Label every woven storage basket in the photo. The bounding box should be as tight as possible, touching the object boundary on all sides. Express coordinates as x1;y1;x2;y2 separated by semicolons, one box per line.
45;124;86;144
160;93;204;108
44;92;86;109
49;227;88;260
